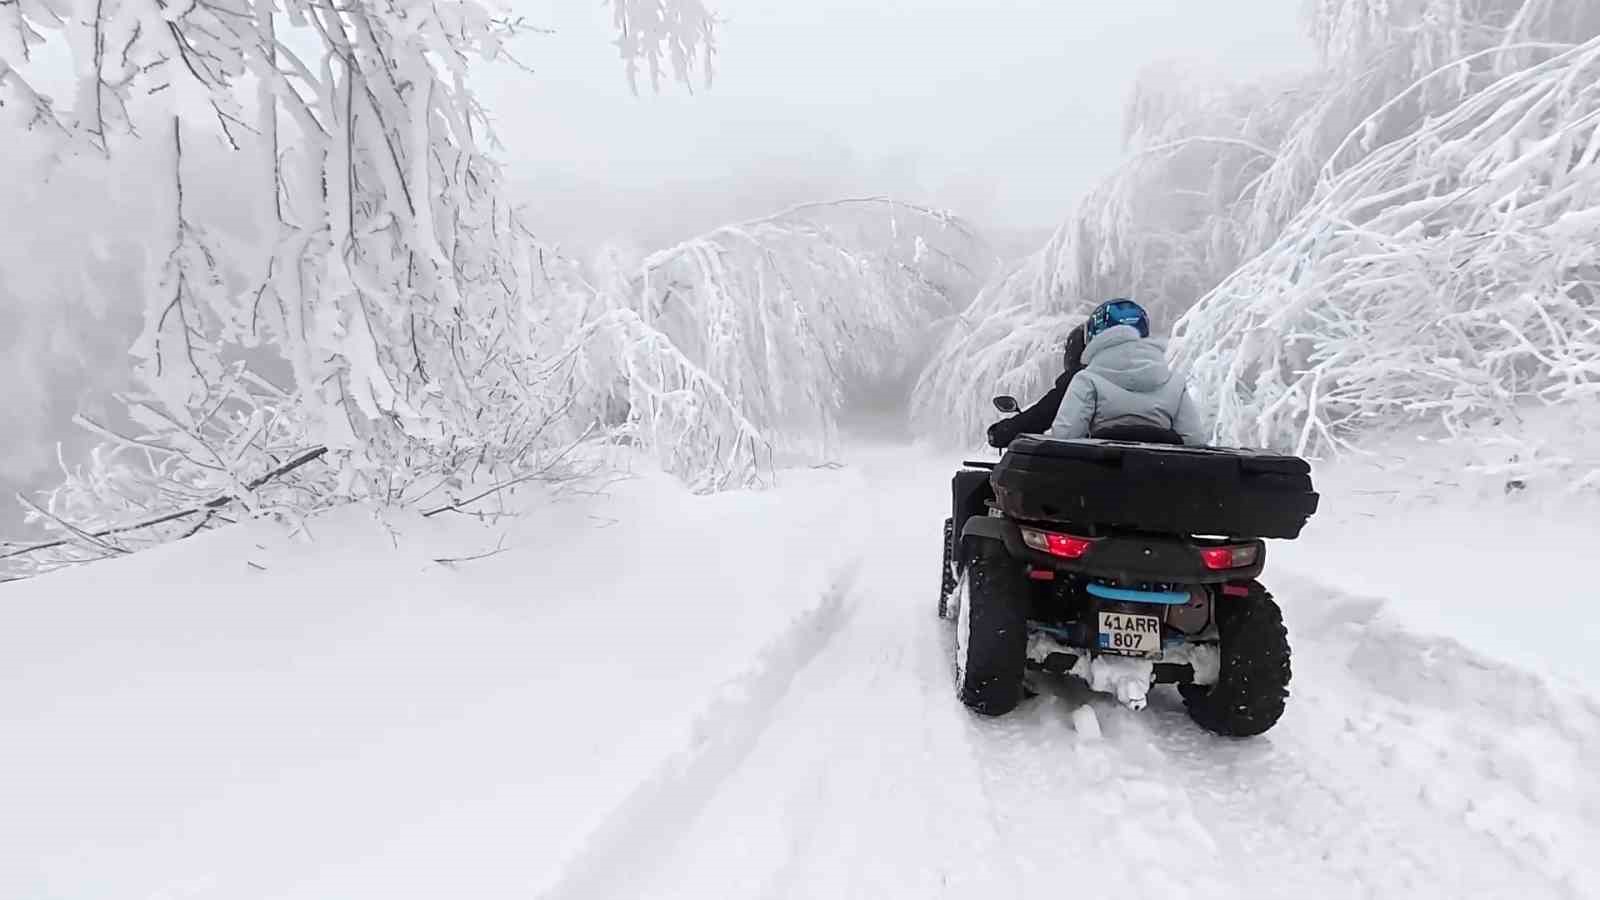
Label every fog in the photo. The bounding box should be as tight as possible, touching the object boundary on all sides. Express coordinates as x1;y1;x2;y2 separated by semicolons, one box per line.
481;0;1313;247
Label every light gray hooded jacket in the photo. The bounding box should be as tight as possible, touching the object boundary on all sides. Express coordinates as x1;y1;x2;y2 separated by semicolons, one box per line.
1046;325;1208;445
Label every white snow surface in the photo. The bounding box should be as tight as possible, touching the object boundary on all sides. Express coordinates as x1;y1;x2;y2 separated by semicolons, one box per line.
4;443;1599;899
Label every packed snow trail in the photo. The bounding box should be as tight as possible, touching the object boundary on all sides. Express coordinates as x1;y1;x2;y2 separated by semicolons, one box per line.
3;443;1597;899
541;445;1600;900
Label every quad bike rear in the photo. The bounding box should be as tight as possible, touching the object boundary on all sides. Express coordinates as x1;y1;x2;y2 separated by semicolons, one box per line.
940;414;1319;737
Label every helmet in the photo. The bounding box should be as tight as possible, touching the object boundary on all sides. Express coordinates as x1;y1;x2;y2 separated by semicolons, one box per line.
1086;298;1149;340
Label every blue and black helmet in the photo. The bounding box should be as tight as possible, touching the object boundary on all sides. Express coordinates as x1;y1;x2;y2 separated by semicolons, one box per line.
1085;298;1149;340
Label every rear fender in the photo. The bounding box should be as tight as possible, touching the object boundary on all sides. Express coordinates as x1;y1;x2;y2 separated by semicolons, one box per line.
958;516;1029;560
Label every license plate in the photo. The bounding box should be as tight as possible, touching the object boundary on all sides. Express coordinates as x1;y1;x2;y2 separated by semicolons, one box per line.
1098;611;1162;657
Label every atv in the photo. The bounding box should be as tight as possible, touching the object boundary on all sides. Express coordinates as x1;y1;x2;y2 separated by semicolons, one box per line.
939;397;1320;737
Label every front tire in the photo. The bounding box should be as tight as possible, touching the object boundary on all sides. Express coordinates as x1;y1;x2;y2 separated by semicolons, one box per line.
938;518;958;620
1181;582;1291;737
956;536;1028;716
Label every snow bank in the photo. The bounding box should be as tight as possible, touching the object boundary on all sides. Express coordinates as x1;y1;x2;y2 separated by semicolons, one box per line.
1272;414;1600;689
1261;418;1600;890
0;457;870;899
1269;569;1600;894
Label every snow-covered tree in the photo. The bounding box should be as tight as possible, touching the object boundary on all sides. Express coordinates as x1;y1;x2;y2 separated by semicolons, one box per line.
909;62;1306;444
0;0;995;576
916;0;1600;466
566;198;993;489
1175;33;1600;464
1171;0;1600;466
0;0;716;574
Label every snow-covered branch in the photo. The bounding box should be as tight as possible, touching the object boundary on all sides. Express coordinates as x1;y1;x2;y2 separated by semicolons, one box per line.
608;0;717;94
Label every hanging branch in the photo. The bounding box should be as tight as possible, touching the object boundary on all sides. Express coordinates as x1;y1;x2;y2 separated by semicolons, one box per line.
1;447;330;564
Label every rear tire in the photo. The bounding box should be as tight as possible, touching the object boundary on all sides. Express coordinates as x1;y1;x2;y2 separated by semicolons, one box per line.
1181;582;1291;737
956;536;1028;716
938;518;958;620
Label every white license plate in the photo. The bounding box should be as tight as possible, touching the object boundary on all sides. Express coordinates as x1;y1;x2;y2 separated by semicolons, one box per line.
1098;611;1162;657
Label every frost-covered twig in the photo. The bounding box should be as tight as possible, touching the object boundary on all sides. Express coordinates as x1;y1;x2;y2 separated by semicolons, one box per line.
422;425;597;518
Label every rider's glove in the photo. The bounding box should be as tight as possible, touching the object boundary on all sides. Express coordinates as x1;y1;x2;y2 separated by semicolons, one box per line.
987;420;1013;449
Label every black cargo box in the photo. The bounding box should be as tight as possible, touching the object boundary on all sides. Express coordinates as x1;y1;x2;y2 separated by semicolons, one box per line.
990;435;1319;540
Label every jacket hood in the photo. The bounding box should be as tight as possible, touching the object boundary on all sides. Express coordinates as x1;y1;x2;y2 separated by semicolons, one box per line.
1082;324;1174;393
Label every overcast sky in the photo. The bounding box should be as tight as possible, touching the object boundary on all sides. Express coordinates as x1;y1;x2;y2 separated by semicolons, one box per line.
477;0;1316;241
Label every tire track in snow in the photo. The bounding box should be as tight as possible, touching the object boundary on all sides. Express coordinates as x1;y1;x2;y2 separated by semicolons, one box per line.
951;675;1236;898
534;559;863;900
723;568;1028;899
623;456;1029;899
931;528;1233;896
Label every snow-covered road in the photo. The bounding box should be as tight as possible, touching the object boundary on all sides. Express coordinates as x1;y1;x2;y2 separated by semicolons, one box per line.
4;444;1597;899
543;448;1600;900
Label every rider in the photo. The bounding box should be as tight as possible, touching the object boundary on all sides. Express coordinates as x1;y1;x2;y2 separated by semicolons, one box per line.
1048;298;1207;446
949;298;1207;578
955;319;1087;557
986;319;1088;448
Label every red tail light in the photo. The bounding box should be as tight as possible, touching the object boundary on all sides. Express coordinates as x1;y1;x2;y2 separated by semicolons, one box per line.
1200;544;1260;570
1020;528;1096;559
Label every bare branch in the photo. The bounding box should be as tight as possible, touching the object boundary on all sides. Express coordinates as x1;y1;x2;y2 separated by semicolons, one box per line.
431;534;511;566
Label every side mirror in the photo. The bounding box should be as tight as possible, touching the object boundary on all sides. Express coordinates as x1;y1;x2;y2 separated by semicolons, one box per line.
992;395;1019;414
